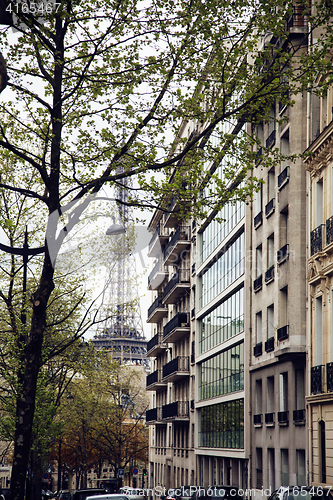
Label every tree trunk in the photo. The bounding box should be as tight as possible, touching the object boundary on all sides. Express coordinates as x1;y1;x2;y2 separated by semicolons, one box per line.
10;258;55;500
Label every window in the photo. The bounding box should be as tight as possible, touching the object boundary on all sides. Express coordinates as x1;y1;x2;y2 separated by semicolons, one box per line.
279;207;288;248
279;286;288;327
256;448;263;488
280;132;289;170
268;169;275;201
256;312;262;343
296;449;306;486
267;305;274;339
316;179;323;227
295;369;305;411
268;448;275;490
319;420;326;483
256;245;262;277
279;372;288;412
255;185;262;216
255;379;262;414
267;376;274;413
267;234;274;268
315;296;323;365
281;449;289;486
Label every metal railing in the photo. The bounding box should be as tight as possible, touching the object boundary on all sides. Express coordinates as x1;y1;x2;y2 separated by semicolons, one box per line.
293;409;305;423
278;166;289;188
163;269;190;299
147;331;164;352
163;312;189;338
162;401;189;419
164;225;190;261
148;223;168;254
265;265;274;283
254;275;262;291
327;362;333;392
254;211;263;228
311;224;325;255
163;356;189;378
254;342;262;357
254;414;263;425
266;130;276;149
148;296;167;319
265;412;275;424
277;325;289;341
265;336;274;352
146;369;163;387
278;411;289;424
265;198;275;217
311;365;323;394
327;216;333;246
277;243;289;264
146;407;162;422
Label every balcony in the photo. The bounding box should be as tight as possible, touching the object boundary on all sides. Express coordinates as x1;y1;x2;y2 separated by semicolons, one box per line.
191;340;195;364
163;312;190;343
146;407;163;424
162;356;189;382
278;166;289;190
146;332;167;357
148;224;169;258
161;401;189;420
311;365;323;394
265;412;275;426
265;198;275;218
265;336;274;353
147;296;168;324
265;265;274;284
277;325;289;341
163;269;190;304
254;274;262;292
311;224;325;255
164;197;180;227
164;226;191;265
277;243;289;264
286;5;308;32
146;369;167;391
278;411;289;426
293;409;305;425
253;414;263;427
254;211;263;229
327;362;333;392
266;130;276;149
148;260;168;290
327;216;333;246
254;342;262;357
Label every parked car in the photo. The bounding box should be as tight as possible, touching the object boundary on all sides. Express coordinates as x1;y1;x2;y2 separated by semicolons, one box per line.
0;488;10;500
55;491;71;500
267;487;333;500
71;489;108;500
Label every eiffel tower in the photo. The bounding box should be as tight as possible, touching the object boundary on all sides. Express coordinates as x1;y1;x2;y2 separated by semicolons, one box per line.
92;170;148;367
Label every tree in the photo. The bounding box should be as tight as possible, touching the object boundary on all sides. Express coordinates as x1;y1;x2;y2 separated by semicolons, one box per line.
0;1;333;498
53;358;149;489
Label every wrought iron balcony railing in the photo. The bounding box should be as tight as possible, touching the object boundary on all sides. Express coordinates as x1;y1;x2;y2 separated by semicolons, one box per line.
254;274;262;292
327;216;333;246
254;342;262;357
265;336;274;353
277;325;289;341
277;243;289;264
278;166;289;189
327;362;333;392
311;365;323;394
311;224;325;255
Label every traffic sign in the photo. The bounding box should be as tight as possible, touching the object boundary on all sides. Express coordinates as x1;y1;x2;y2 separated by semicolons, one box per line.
132;467;138;476
118;469;125;476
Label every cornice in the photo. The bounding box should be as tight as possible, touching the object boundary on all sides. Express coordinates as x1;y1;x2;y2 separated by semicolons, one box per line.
305;121;333;177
